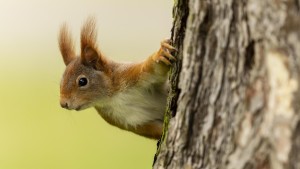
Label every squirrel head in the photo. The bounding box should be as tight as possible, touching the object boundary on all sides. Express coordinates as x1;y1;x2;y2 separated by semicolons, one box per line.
58;18;112;111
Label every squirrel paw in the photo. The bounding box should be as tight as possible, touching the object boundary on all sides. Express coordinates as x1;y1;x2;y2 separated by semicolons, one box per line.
154;39;177;66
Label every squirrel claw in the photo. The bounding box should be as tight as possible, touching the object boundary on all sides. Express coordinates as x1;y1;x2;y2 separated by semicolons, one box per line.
161;40;177;52
162;50;176;61
156;56;172;65
154;39;177;65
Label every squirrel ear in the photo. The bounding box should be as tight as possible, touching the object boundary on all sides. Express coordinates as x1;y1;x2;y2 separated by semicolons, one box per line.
81;46;98;67
80;17;106;71
58;24;76;66
81;46;106;71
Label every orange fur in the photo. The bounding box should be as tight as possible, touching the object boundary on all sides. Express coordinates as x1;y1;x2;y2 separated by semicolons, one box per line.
111;52;170;91
134;121;163;139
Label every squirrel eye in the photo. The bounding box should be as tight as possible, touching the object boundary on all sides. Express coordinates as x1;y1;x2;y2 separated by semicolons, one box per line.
78;77;88;87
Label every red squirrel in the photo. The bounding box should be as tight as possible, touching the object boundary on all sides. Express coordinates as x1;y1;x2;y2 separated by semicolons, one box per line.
58;18;176;139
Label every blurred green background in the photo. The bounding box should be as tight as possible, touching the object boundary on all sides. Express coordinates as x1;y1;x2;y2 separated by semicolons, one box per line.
0;0;172;168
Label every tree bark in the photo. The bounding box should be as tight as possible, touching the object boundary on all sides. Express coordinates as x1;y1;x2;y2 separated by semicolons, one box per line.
154;0;300;169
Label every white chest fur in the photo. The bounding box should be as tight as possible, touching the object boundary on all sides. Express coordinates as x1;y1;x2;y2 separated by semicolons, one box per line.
95;84;167;128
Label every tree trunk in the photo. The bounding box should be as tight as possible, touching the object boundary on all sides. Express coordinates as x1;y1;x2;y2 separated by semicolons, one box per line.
154;0;300;169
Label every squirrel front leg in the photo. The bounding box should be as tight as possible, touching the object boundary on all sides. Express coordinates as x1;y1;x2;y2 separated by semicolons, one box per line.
142;39;177;76
117;39;176;87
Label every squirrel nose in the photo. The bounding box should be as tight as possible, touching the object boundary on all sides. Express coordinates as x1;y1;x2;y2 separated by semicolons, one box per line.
60;101;69;109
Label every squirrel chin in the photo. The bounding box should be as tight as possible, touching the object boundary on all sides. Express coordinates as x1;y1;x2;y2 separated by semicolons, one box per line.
74;103;92;111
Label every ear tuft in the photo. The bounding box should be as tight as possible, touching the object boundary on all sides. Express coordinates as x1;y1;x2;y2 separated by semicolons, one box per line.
58;23;76;65
80;17;106;71
81;17;97;54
